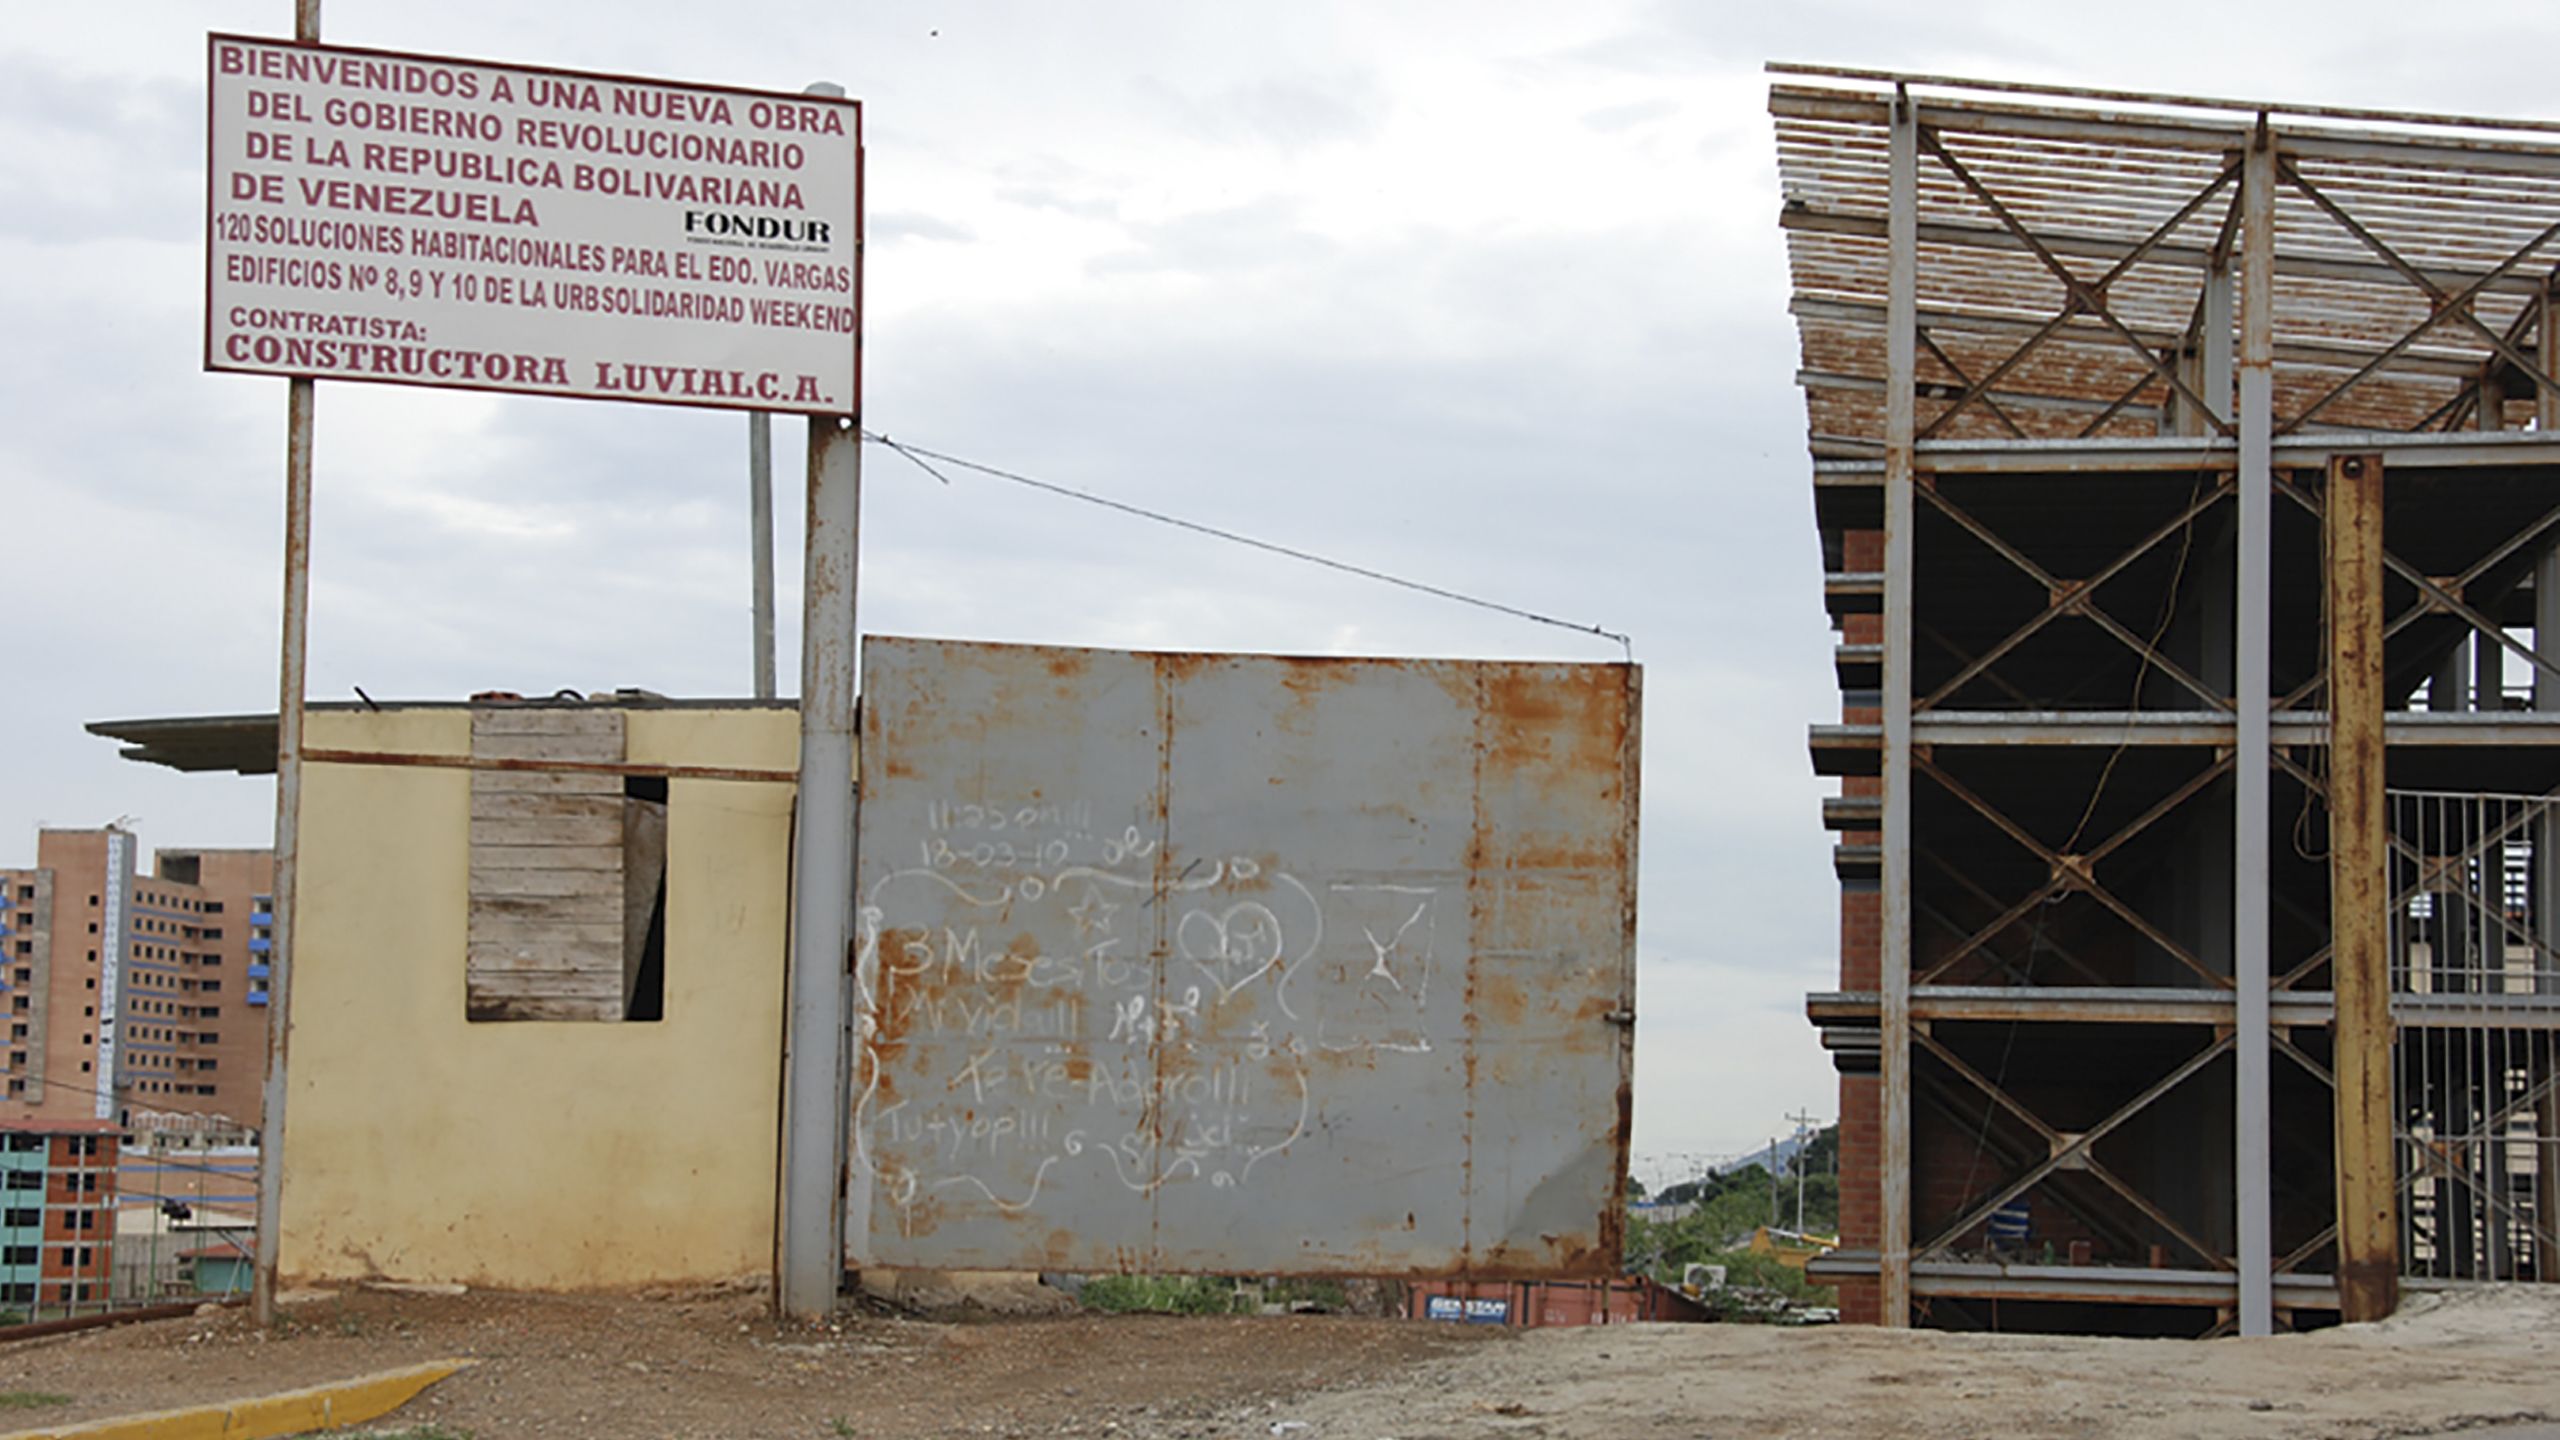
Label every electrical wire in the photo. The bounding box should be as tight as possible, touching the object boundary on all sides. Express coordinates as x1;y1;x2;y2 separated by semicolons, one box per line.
863;431;1636;661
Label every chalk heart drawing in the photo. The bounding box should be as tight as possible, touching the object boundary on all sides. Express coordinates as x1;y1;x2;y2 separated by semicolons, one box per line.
1177;901;1286;1001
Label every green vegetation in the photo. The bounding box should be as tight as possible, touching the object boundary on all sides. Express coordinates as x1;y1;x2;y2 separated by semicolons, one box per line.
1078;1275;1247;1315
0;1391;69;1410
1261;1277;1347;1310
1629;1126;1841;1320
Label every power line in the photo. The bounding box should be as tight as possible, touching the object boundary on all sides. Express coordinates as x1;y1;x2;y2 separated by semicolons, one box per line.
863;431;1635;660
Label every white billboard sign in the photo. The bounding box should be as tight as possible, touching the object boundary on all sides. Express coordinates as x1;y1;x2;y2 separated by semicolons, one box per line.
205;35;861;414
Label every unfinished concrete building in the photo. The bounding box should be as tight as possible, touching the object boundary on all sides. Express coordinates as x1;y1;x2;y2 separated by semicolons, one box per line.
1784;66;2560;1335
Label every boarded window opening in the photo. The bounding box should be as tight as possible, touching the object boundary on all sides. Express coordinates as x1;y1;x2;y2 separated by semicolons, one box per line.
464;709;667;1023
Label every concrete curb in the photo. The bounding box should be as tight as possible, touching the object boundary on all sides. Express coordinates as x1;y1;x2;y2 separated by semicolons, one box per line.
0;1359;469;1440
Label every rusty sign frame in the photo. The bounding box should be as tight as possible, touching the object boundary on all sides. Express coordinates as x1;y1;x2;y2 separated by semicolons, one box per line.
849;637;1640;1278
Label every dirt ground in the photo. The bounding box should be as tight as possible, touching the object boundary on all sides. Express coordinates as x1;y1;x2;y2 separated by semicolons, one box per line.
0;1284;2554;1439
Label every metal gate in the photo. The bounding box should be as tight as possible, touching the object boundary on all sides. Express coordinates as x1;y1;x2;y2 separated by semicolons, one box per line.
851;637;1640;1276
2387;790;2560;1283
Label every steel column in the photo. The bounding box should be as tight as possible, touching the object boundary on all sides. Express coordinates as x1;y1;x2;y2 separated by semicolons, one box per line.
1879;87;1917;1329
2539;284;2560;1250
779;415;860;1318
2233;121;2275;1337
2203;259;2235;430
2328;452;2398;1321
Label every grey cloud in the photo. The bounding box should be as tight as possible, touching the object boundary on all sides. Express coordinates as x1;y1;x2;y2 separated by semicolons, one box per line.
1583;98;1678;133
0;57;198;245
1129;71;1387;152
1084;196;1329;277
871;211;977;244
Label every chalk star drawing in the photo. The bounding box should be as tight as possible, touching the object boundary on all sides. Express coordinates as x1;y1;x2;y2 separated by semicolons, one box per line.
1067;883;1119;937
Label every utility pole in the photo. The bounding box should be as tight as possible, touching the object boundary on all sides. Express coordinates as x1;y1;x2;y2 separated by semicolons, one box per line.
1787;1109;1820;1235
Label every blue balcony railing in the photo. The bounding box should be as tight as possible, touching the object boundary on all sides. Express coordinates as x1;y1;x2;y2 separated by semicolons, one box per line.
245;991;269;1007
247;937;270;954
247;963;270;981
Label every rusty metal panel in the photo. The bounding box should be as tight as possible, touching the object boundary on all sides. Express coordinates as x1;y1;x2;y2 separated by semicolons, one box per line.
852;637;1639;1277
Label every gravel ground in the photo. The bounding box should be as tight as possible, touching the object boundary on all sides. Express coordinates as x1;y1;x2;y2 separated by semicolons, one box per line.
0;1284;2552;1439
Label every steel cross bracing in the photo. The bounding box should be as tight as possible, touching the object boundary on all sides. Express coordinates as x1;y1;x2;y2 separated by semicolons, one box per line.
1914;476;2235;713
1911;1026;2235;1270
2268;473;2560;713
1912;751;2235;988
2273;767;2560;992
1774;73;2560;446
1908;132;2240;442
1782;65;2560;1334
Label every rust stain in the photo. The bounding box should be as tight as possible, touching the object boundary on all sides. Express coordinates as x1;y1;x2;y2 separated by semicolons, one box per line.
858;642;1634;1281
1476;969;1532;1032
1040;1228;1080;1269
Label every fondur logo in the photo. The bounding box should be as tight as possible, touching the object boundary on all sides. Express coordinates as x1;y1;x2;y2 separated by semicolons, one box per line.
682;209;834;251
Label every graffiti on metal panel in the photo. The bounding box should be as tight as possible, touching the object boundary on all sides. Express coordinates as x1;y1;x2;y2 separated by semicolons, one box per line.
853;796;1441;1231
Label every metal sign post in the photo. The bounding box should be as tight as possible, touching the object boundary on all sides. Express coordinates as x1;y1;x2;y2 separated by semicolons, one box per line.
776;78;861;1323
210;18;865;1320
750;413;777;700
252;0;321;1334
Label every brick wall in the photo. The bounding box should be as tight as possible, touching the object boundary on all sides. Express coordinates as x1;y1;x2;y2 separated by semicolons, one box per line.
1833;527;1888;1323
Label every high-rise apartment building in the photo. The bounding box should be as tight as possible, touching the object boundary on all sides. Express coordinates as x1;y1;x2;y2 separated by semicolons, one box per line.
0;829;272;1131
0;1118;118;1314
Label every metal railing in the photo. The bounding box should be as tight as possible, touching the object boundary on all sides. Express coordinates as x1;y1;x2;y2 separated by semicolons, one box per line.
2387;790;2560;1283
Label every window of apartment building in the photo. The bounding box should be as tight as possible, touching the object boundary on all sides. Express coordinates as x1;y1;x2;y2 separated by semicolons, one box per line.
4;1081;19;1097
2;1210;33;1228
0;1246;30;1266
204;901;222;914
203;981;219;993
2;1136;31;1153
86;896;96;907
10;970;24;986
3;1173;34;1192
11;942;24;957
13;886;26;901
465;710;666;1024
84;923;94;935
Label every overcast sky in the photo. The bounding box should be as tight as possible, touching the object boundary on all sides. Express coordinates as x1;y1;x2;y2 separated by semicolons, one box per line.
9;0;2560;1182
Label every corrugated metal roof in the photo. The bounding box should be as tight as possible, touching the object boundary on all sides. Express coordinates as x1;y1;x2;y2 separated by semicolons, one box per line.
1770;65;2560;459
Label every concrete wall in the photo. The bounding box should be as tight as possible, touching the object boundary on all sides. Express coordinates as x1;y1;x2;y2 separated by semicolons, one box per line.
276;705;797;1290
